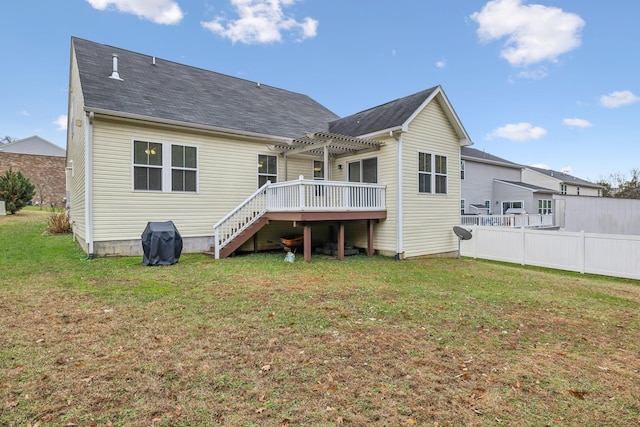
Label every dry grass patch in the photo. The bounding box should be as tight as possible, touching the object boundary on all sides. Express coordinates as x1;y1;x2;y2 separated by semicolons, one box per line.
1;215;639;426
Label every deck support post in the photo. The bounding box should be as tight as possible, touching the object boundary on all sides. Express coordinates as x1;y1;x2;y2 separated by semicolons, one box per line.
304;223;312;262
367;219;374;257
338;222;345;260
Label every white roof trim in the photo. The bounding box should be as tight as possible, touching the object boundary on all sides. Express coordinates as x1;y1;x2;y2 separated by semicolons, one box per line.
403;86;473;146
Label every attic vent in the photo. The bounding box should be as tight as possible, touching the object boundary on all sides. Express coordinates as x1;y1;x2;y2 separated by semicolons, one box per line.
109;54;123;81
256;82;261;88
152;56;156;65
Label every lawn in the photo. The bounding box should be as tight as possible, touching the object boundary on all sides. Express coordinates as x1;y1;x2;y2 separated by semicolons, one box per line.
1;209;639;426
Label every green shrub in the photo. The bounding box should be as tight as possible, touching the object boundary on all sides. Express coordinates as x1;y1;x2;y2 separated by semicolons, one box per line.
0;167;35;214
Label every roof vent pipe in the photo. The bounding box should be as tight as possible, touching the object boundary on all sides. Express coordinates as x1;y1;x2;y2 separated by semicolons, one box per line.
109;54;123;81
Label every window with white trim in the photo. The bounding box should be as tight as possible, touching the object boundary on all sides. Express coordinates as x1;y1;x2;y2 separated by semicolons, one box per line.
538;199;552;214
258;154;277;188
460;199;465;215
418;152;447;194
133;140;198;192
171;145;197;192
313;160;324;180
460;159;465;180
560;183;567;194
133;140;163;191
348;157;377;183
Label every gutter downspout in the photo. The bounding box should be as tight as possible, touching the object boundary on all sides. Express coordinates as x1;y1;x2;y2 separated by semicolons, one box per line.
85;112;94;259
392;130;404;259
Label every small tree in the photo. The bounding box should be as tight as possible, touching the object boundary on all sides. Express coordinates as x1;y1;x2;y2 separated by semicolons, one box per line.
0;167;36;214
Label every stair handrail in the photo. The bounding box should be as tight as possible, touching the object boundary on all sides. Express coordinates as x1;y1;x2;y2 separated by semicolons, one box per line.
213;181;271;258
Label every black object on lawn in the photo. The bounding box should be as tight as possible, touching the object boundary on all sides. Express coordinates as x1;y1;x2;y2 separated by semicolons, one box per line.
141;221;183;266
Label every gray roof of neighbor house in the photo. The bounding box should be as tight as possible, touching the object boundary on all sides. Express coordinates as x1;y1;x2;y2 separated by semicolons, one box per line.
526;166;602;189
462;146;522;169
329;87;439;137
72;37;339;139
0;135;66;157
495;179;559;193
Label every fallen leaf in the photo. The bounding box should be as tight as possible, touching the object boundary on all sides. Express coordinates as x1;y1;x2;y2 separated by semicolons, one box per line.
255;407;267;414
282;418;291;426
406;418;417;424
261;364;271;372
516;379;521;388
336;416;344;424
568;390;586;400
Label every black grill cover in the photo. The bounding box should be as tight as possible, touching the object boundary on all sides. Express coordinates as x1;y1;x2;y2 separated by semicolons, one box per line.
141;221;183;266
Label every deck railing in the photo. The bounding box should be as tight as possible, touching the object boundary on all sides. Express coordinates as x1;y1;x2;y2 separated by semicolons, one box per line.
461;214;554;228
267;178;386;211
213;178;386;258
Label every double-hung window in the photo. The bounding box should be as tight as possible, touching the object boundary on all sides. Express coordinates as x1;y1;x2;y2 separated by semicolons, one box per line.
258;154;277;187
538;199;552;214
134;141;163;191
418;152;447;194
171;145;197;192
133;140;198;192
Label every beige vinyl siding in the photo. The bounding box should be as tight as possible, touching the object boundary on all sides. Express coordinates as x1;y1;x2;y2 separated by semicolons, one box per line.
401;99;460;258
89;117;291;242
340;137;397;254
67;48;88;245
283;156;317;181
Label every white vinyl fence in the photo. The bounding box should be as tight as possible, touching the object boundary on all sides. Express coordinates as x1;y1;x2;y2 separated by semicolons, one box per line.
460;226;640;280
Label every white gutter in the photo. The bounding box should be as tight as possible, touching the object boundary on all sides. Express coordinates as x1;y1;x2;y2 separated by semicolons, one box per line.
85;112;94;258
392;130;404;259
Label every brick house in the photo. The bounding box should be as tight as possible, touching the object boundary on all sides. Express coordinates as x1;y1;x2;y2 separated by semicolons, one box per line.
0;136;66;207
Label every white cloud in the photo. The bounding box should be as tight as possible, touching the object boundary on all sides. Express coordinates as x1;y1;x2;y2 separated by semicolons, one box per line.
470;0;585;67
436;60;446;69
202;0;318;44
85;0;183;25
599;90;640;108
563;118;593;128
19;110;30;117
514;67;547;80
486;122;547;142
53;115;67;131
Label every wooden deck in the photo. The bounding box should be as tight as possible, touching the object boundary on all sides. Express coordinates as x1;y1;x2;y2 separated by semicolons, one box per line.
213;179;387;260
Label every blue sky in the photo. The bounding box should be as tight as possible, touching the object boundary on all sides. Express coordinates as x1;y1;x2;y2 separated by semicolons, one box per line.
1;0;639;181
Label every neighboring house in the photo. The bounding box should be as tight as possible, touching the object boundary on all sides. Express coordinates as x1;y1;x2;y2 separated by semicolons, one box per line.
0;135;66;157
522;166;602;197
66;37;472;259
0;135;66;207
492;180;557;215
461;148;603;219
461;146;523;215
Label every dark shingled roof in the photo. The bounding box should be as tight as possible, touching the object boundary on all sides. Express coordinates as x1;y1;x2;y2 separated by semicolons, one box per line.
462;147;522;168
72;37;339;139
526;166;602;189
328;87;438;137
